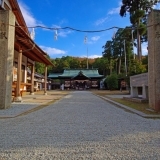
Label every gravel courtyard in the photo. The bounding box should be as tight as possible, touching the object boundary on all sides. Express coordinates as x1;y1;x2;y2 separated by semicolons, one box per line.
0;91;160;160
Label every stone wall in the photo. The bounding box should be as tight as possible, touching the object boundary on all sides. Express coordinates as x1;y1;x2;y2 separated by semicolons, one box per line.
130;73;148;87
130;73;148;99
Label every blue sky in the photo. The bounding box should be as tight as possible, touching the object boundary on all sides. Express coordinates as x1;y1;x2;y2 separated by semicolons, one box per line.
18;0;156;59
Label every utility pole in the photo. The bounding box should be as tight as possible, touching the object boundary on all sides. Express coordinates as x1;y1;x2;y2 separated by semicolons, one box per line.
124;39;127;76
84;36;88;69
137;19;142;61
132;29;135;59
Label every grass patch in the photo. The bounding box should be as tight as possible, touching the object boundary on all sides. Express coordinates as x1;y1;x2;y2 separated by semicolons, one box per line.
110;98;160;115
92;90;160;115
92;90;129;95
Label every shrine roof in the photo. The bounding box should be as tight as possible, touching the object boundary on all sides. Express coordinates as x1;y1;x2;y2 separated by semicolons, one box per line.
48;69;104;79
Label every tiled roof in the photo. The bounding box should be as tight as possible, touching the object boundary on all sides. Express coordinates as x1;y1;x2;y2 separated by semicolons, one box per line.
48;73;63;78
48;69;104;79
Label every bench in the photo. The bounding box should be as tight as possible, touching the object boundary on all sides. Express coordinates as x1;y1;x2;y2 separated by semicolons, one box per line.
12;84;25;97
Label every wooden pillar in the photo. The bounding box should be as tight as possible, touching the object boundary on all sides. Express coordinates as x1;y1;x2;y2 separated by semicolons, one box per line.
14;49;22;102
30;63;35;95
44;65;47;95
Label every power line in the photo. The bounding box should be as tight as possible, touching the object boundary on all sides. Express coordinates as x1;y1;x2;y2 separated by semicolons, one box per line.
27;26;122;33
22;23;160;32
0;22;158;33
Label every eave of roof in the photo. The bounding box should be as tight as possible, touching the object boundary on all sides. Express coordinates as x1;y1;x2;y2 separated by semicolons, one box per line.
8;0;29;34
48;73;63;79
15;27;53;66
7;0;53;66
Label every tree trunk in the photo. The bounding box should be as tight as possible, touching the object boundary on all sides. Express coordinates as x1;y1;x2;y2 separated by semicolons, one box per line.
137;19;142;61
103;69;105;76
110;61;112;75
118;57;121;74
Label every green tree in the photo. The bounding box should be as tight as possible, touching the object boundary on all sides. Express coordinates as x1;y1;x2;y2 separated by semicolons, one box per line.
102;28;134;76
35;62;45;74
105;73;118;90
102;40;112;60
93;57;109;75
112;28;133;74
120;0;159;60
129;59;147;75
47;59;55;74
142;55;148;71
70;58;81;69
80;59;87;68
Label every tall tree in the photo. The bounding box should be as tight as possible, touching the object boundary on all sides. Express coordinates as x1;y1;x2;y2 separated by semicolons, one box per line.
35;62;45;74
70;58;81;69
93;57;109;75
102;40;112;60
120;0;159;60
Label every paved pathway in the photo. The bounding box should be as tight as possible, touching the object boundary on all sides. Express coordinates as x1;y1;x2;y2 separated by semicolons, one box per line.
0;91;160;160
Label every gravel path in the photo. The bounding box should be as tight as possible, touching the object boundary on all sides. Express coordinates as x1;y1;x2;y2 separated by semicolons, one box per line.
0;103;41;117
0;91;160;160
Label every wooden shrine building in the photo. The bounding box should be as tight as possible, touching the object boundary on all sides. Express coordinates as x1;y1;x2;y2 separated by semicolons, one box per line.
48;69;104;90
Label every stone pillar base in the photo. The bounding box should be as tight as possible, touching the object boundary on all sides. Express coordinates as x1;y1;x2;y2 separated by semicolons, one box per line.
131;86;138;97
13;96;23;102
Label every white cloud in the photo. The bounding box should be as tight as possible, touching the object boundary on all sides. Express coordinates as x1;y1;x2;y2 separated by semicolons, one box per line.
91;36;100;41
18;1;38;27
40;45;66;57
108;7;120;15
95;2;121;26
58;30;73;37
89;55;102;59
81;54;102;59
86;36;100;44
95;17;108;26
18;2;72;38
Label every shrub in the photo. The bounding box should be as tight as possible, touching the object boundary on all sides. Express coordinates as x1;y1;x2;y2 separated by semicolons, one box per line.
105;73;118;90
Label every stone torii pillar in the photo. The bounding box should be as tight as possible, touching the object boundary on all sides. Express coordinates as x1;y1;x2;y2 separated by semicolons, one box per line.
0;10;15;109
148;10;160;111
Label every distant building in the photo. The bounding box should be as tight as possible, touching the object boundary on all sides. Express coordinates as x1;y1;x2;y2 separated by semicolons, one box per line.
48;69;104;90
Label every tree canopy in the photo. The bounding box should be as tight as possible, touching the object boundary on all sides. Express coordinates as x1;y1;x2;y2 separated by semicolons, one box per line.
120;0;160;60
